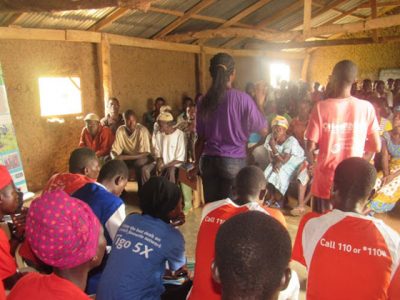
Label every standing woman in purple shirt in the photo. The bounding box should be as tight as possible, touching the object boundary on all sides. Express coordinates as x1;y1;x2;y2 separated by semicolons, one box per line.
191;53;268;203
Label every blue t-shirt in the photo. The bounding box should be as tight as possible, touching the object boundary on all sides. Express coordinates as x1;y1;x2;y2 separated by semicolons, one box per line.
96;214;186;300
72;182;124;294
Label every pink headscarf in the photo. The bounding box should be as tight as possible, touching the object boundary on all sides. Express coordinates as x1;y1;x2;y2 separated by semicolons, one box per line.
26;190;101;269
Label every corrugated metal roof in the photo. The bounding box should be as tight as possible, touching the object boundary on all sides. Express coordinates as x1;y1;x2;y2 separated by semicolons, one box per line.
171;19;219;35
201;0;259;20
0;0;397;49
241;0;298;26
152;0;200;12
103;10;176;38
13;8;114;30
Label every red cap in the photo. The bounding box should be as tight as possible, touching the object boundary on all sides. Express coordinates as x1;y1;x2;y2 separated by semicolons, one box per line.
0;165;13;190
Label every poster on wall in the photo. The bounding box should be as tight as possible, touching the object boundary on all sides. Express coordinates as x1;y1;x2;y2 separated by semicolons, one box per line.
0;64;28;193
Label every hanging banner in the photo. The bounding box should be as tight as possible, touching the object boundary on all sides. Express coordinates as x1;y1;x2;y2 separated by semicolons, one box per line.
0;65;28;193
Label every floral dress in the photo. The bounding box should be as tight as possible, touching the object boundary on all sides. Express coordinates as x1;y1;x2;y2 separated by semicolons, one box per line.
371;131;400;213
264;134;305;195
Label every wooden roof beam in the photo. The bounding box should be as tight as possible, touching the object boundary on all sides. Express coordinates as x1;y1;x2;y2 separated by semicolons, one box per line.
152;0;215;39
88;7;131;31
220;0;304;49
161;13;400;43
0;0;156;12
195;0;274;45
148;7;254;29
303;0;312;35
359;1;400;8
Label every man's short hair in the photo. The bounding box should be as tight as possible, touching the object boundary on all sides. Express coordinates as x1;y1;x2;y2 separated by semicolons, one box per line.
333;157;377;210
69;148;97;174
98;160;129;183
215;211;292;300
235;166;266;198
123;109;136;121
332;60;358;86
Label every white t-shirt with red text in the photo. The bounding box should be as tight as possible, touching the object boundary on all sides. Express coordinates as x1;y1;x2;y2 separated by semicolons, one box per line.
292;209;400;300
305;97;379;199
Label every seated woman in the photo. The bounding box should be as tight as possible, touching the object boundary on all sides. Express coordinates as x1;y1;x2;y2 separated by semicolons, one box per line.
96;177;188;300
264;116;306;208
370;108;400;214
8;191;106;299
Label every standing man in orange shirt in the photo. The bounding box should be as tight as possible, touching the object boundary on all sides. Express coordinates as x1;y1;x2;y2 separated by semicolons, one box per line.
79;113;114;161
305;60;381;213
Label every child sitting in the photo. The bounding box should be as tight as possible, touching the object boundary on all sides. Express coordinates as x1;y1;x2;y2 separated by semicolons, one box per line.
97;177;187;300
292;157;400;299
213;211;292;300
72;159;128;294
188;166;291;300
8;191;106;300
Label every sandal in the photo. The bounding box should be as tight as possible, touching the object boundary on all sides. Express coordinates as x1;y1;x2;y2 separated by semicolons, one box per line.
290;206;305;216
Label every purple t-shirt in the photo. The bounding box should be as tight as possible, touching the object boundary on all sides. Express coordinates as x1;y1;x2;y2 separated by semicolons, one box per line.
196;88;267;158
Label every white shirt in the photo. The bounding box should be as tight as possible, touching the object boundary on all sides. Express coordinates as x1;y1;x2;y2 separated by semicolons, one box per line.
153;129;186;165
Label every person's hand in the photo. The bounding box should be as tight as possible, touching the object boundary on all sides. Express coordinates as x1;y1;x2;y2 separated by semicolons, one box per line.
307;163;314;177
11;207;28;239
269;136;276;148
381;174;395;186
156;160;164;175
170;212;186;227
188;165;199;181
273;161;282;173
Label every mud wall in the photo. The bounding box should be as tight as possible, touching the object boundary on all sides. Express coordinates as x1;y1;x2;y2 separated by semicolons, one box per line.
308;42;400;86
110;46;197;120
0;40;102;191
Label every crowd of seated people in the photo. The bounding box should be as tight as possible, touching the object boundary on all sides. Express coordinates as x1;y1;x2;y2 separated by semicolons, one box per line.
1;55;400;300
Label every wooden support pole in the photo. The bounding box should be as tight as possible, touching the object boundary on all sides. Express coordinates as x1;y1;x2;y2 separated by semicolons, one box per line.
370;0;378;42
301;53;311;81
303;0;312;35
97;34;113;112
197;48;207;94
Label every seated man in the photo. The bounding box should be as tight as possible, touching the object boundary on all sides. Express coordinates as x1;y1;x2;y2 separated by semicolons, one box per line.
143;97;166;133
44;148;100;195
0;166;25;292
79;113;114;161
101;97;125;135
188;166;293;300
143;112;186;184
111;109;151;189
292;157;400;300
72;159;128;294
213;211;292;300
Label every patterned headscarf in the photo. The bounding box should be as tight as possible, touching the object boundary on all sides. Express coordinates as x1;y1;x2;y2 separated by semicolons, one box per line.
271;115;289;130
26;191;101;269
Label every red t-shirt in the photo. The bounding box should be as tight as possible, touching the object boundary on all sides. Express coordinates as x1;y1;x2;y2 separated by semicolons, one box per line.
292;209;400;300
305;97;379;199
0;228;16;280
187;199;286;300
8;273;91;300
78;125;114;157
0;280;5;300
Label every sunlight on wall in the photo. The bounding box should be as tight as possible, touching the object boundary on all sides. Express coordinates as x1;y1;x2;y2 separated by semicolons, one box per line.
269;63;290;88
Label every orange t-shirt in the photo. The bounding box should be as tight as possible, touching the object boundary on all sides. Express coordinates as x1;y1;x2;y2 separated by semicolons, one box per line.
0;228;16;280
8;273;91;300
292;209;400;300
187;199;286;300
305;97;379;199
